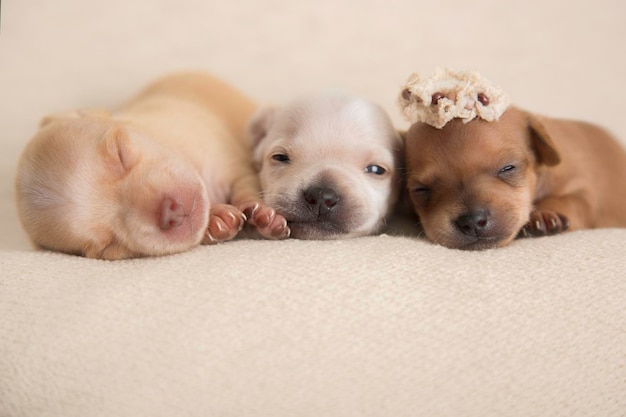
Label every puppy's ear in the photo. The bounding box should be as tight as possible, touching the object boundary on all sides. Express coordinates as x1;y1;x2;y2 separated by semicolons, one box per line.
248;106;277;149
528;115;561;166
40;109;112;127
102;127;136;174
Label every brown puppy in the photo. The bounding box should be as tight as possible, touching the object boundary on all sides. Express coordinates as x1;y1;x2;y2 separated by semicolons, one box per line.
15;72;288;259
401;70;626;250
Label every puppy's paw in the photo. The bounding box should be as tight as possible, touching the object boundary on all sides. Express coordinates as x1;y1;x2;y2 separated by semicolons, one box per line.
203;204;247;244
519;210;570;238
241;202;291;240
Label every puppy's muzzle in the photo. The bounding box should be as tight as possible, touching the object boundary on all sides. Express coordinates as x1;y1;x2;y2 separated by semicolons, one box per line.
303;186;340;217
454;209;491;237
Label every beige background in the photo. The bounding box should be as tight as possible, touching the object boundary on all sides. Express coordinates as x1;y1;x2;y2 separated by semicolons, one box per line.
2;0;626;249
1;1;625;416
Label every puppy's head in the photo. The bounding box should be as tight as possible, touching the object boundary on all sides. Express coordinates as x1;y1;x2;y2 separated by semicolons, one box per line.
405;107;560;250
249;93;402;239
15;110;209;259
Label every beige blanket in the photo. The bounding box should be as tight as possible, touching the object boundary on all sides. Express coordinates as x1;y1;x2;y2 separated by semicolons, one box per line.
1;0;625;416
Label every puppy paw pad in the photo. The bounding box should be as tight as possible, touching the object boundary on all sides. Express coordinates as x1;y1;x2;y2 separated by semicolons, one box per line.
203;204;246;244
240;201;290;240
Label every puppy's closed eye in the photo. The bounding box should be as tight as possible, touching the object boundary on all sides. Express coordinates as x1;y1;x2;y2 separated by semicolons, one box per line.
411;185;431;196
408;183;432;207
495;161;527;187
271;153;291;163
412;185;431;193
498;164;516;175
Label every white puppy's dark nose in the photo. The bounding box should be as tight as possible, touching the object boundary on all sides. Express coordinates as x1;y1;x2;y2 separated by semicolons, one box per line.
159;197;185;230
454;210;490;237
303;187;339;215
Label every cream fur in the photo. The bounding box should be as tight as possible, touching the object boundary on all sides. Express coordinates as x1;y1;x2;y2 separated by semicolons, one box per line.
15;72;272;259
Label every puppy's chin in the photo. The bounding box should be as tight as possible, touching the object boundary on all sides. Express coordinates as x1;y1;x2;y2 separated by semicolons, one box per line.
449;234;515;251
287;221;376;240
271;190;382;240
282;213;351;240
421;216;522;251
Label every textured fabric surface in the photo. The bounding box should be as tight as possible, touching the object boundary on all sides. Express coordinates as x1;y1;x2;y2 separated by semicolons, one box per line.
1;232;626;417
1;0;626;416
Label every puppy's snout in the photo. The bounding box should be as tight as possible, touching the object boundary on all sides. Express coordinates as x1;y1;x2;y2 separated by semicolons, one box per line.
303;186;339;215
454;210;490;237
159;197;185;230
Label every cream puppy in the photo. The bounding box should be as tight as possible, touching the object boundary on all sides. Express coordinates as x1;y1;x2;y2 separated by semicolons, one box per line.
15;72;289;260
248;93;403;239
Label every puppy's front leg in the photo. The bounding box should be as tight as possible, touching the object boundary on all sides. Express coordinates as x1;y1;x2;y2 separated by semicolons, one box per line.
519;193;593;237
203;204;247;244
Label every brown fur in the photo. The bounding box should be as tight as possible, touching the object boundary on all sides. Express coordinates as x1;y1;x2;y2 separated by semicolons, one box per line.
404;107;626;250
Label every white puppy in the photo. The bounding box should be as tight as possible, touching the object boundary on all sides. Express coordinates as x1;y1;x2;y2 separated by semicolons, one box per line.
15;72;289;260
248;93;403;239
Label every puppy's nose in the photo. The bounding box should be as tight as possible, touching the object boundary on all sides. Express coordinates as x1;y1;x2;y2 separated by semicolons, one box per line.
455;210;490;237
159;197;185;230
303;186;339;214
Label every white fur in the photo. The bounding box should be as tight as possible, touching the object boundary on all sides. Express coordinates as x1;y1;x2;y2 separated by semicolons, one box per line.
250;92;402;240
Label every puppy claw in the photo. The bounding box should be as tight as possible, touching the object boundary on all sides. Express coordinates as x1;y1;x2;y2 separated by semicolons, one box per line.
270;217;291;239
519;209;569;238
533;219;546;236
203;232;216;245
241;202;261;221
203;204;246;244
241;201;290;240
558;214;570;232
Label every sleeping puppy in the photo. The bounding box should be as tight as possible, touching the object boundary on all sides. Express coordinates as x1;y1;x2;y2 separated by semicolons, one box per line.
401;76;626;250
248;93;403;239
15;72;289;260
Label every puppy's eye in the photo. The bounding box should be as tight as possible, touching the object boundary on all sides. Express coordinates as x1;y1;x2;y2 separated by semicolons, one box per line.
410;185;431;206
365;165;386;175
412;186;431;194
271;154;290;163
498;165;516;175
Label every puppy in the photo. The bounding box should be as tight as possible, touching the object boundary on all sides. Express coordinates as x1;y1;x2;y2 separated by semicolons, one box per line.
15;72;289;260
248;93;403;239
402;94;626;250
